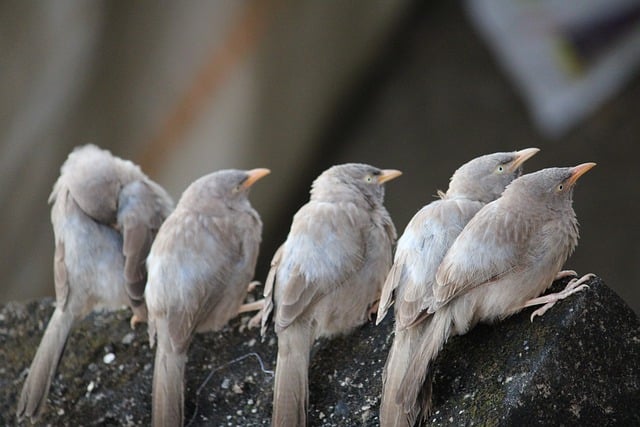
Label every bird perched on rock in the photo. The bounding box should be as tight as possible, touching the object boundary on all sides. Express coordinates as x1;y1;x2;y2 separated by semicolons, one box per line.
17;144;174;422
395;163;596;425
260;163;401;427
377;148;540;426
145;168;269;427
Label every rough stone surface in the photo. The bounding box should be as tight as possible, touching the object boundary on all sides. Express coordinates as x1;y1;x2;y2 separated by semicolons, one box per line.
1;275;638;426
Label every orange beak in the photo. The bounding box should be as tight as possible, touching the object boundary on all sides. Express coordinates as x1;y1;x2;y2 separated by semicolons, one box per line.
378;169;402;184
509;147;540;172
567;162;596;186
242;168;271;189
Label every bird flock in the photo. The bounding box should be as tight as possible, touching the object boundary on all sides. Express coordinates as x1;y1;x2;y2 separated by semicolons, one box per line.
16;144;595;426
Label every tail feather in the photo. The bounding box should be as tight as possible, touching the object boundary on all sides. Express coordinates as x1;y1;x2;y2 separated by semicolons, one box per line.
396;309;452;424
272;324;313;427
380;325;424;426
17;308;75;422
151;320;187;427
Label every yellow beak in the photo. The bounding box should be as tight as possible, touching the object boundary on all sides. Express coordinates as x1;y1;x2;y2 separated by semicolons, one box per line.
377;169;402;184
509;147;540;172
242;168;271;189
566;162;596;186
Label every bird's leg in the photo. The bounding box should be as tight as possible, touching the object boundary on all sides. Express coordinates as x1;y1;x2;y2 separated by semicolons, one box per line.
554;270;577;280
368;299;380;321
238;299;265;329
130;314;145;329
524;273;595;321
240;281;263;328
246;280;260;293
238;299;264;314
129;304;148;329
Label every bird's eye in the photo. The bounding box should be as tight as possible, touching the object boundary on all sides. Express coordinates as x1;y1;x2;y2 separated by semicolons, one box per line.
365;175;374;183
557;184;564;192
496;165;505;174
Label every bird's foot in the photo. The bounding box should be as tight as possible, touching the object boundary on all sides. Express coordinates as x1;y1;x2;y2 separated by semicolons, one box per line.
525;273;594;321
246;280;261;293
247;311;263;329
554;269;577;280
130;314;145;329
238;299;264;314
368;299;380;321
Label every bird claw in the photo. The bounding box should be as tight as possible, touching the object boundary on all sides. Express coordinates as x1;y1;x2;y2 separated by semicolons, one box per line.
238;299;264;314
528;273;594;322
247;311;262;329
368;300;380;322
566;273;595;290
247;280;261;293
130;314;144;329
554;270;577;281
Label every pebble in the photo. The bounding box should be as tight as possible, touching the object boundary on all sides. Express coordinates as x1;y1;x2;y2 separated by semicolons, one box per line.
121;332;135;345
103;353;116;364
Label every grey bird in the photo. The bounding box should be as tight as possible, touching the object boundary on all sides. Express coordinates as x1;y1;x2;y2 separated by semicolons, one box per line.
145;168;269;427
377;148;540;427
395;163;596;424
260;163;401;427
17;144;174;422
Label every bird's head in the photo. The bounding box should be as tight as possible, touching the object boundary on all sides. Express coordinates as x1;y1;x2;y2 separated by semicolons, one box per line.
505;162;596;210
447;147;540;203
182;168;270;212
311;163;401;206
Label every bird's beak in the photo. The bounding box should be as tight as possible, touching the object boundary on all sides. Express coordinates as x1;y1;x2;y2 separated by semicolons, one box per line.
566;162;596;186
377;169;402;184
509;147;540;172
242;168;271;189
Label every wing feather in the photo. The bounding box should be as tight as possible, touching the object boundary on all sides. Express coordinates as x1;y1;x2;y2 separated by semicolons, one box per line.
118;180;173;301
273;202;367;332
433;201;530;310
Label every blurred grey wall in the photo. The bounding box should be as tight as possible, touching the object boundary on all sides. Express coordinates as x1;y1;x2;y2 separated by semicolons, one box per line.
1;1;638;315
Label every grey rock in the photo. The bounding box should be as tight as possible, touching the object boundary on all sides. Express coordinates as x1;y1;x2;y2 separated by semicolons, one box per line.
1;276;638;426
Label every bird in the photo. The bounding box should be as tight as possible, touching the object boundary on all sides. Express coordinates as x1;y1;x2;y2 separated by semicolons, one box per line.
260;163;401;427
145;168;269;427
17;144;174;422
395;163;596;425
377;148;540;427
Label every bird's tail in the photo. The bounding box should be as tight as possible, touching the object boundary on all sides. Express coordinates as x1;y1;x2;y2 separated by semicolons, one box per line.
396;309;452;425
380;324;425;426
151;319;187;427
17;308;75;422
272;323;313;427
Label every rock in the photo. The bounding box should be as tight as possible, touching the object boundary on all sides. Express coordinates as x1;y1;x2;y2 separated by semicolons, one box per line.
1;276;638;426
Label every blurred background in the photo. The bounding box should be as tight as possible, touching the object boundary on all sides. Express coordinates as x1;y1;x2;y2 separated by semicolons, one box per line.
1;0;639;314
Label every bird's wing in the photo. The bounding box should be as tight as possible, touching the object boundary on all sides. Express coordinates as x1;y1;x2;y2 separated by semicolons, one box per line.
433;201;530;310
260;244;283;337
274;202;368;332
49;186;71;309
164;210;257;351
392;200;483;328
376;258;403;324
377;206;436;324
117;180;173;301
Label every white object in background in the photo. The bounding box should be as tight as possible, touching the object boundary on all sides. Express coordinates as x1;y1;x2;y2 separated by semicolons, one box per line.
466;0;640;138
